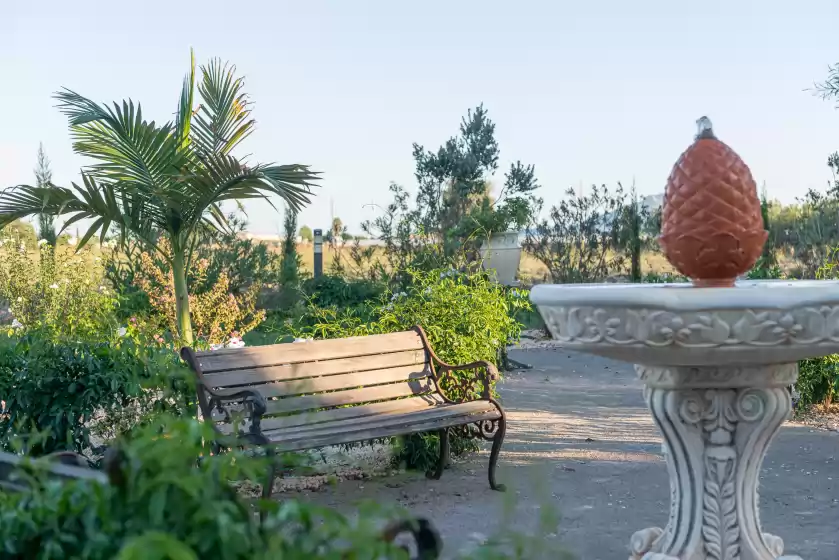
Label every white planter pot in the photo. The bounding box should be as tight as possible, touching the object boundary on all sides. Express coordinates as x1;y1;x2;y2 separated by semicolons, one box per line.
479;232;522;286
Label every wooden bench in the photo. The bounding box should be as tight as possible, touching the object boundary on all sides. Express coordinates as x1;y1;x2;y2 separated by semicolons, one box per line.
180;326;507;499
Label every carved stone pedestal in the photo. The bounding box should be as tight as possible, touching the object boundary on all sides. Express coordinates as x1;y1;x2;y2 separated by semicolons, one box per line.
629;364;803;560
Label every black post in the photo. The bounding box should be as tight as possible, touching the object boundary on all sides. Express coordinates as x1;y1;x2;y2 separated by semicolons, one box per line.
313;228;323;278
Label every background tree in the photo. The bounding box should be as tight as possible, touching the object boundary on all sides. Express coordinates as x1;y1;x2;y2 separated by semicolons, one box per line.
327;216;347;274
363;105;540;271
524;184;629;283
0;52;318;344
280;207;301;286
620;185;644;283
299;224;313;243
34;144;57;246
412;105;540;255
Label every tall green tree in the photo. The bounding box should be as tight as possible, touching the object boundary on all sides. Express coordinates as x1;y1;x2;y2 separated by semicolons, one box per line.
34;143;57;246
279;207;301;286
0;52;319;344
412;105;539;255
299;224;313;243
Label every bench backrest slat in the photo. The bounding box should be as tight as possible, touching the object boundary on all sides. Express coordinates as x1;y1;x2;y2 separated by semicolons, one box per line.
195;331;425;374
264;378;438;416
243;365;431;399
203;349;426;388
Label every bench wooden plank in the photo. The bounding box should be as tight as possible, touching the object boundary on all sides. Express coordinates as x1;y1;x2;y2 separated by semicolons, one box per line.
203;349;427;388
196;331;425;373
265;401;498;442
263;379;436;416
243;365;431;399
271;410;501;452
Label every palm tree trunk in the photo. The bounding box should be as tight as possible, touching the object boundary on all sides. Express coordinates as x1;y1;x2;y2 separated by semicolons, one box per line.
171;249;194;346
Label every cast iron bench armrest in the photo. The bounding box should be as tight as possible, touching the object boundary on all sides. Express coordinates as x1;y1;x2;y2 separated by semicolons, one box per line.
180;347;268;442
412;326;499;402
202;386;268;442
433;360;498;401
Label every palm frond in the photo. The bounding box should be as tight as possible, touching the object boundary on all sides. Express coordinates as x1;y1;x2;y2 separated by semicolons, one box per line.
175;154;317;230
0;184;85;227
192;58;255;156
54;89;185;193
175;49;196;150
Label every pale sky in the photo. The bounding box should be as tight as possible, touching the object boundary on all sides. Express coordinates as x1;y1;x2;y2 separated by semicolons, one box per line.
3;1;838;236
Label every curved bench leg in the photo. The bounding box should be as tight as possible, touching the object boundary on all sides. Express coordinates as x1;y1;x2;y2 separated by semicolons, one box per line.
262;448;277;500
488;415;506;492
427;428;449;480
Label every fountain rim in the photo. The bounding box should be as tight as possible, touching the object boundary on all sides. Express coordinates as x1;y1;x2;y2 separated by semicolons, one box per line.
530;279;839;312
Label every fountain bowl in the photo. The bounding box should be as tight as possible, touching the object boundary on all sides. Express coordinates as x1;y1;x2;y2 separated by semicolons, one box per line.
530;279;839;366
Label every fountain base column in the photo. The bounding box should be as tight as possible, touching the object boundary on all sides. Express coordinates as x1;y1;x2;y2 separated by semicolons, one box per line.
628;363;802;560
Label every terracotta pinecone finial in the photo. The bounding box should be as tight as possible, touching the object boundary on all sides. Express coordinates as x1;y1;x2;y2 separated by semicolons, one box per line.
659;117;768;287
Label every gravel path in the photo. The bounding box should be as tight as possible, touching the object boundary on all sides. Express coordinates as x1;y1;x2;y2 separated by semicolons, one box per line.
279;348;839;559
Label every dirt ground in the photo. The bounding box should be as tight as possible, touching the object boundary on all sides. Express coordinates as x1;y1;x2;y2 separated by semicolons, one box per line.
280;348;839;559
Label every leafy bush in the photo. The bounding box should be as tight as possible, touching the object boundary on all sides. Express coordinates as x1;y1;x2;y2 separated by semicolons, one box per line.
0;219;38;251
0;334;191;458
0;415;569;559
301;274;386;310
192;213;280;296
797;354;839;407
286;268;530;470
0;243;118;340
361;106;540;273
133;239;265;346
794;247;839;406
524;184;631;283
640;271;689;284
0;416;408;560
745;258;785;280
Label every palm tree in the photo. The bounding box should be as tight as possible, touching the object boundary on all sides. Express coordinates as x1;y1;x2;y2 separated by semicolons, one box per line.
0;51;319;344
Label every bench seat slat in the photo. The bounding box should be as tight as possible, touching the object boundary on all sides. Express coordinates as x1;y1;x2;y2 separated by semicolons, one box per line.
263;379;436;416
195;331;424;373
203;349;426;387
266;400;498;442
264;406;501;452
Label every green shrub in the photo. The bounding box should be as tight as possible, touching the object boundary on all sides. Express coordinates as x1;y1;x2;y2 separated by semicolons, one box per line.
0;333;192;458
746;256;785;280
797;354;839;407
286;268;530;470
0;244;118;340
0;416;405;559
0;415;570;559
302;274;386;310
793;247;839;407
640;271;689;284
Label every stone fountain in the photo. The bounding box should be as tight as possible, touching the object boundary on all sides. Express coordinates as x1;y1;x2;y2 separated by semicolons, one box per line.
530;118;835;560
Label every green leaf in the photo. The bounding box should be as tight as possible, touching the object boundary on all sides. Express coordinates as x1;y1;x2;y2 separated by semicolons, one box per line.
116;532;198;560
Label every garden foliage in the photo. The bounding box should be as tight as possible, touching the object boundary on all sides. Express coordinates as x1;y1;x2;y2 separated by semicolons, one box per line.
0;243;117;340
794;247;839;406
133;238;264;347
0;334;191;459
0;417;406;560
